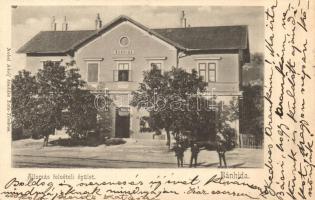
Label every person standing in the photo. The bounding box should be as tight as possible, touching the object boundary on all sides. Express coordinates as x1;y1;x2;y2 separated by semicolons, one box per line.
174;143;184;167
190;142;200;168
216;132;227;168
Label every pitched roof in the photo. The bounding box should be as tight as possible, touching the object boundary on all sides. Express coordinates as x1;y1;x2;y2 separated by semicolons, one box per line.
17;15;249;54
74;15;185;51
153;26;248;50
17;30;96;54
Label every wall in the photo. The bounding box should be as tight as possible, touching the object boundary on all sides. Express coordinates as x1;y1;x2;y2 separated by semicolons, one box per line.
179;53;240;94
25;55;73;74
75;21;178;92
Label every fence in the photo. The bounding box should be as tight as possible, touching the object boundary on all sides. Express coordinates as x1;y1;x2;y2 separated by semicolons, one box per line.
239;134;263;149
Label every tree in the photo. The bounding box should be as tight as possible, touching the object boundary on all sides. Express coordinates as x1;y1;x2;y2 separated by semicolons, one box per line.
12;70;38;139
35;61;69;144
63;89;97;139
131;66;207;148
12;61;99;146
240;84;263;145
243;52;264;86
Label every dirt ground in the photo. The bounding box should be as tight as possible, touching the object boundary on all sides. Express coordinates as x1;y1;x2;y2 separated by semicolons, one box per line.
12;136;263;168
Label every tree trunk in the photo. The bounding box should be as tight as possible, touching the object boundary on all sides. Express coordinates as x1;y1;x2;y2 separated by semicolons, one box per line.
165;128;171;149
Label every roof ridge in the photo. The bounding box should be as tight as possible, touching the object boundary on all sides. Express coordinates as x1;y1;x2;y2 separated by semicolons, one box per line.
40;30;96;32
153;25;248;30
35;25;248;33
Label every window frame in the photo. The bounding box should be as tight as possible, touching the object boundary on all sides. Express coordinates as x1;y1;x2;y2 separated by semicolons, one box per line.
116;61;131;82
40;60;63;70
197;61;218;83
208;63;216;82
86;61;100;83
149;60;164;73
118;36;130;47
198;63;207;82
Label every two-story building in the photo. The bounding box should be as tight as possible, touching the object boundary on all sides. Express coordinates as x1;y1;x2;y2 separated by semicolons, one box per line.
17;14;250;143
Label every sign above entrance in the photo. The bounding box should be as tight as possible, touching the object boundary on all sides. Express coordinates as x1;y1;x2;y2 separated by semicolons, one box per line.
113;49;134;55
118;107;130;116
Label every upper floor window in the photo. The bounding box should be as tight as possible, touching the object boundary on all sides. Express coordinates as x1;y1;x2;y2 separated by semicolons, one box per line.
198;62;216;82
115;62;131;82
87;62;99;83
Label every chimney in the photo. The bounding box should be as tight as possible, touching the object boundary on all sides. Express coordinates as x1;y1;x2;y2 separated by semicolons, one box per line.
51;16;57;31
180;10;187;28
95;13;102;30
62;16;68;31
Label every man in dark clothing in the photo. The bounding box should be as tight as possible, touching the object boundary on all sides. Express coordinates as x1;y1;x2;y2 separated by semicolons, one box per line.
216;132;227;168
190;142;200;168
174;143;184;167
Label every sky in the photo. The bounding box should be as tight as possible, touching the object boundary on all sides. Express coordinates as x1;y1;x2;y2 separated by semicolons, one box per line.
11;6;264;74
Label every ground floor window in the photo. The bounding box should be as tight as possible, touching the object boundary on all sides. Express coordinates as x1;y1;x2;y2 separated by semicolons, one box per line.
149;61;163;73
198;63;207;81
198;62;217;82
42;60;62;68
208;63;216;82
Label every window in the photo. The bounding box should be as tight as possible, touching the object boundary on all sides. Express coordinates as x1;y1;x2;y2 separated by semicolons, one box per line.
42;60;61;67
119;36;130;47
118;63;130;81
87;62;99;82
208;63;216;82
198;62;216;82
150;62;162;73
198;63;207;81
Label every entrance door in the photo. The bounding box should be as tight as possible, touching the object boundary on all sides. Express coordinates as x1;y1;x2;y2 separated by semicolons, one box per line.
115;108;130;138
198;110;216;141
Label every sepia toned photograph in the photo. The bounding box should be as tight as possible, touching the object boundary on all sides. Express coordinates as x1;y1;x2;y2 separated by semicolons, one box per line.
11;6;264;168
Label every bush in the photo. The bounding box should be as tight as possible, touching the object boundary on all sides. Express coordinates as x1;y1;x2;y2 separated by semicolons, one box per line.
104;138;126;146
86;131;104;146
222;127;237;151
12;127;25;140
49;138;86;146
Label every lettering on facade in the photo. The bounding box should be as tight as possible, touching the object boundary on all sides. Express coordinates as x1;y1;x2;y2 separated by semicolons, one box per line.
113;49;135;55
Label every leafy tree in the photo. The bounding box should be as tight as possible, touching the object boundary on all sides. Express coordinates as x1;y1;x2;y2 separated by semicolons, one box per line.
12;61;101;146
243;52;264;86
12;70;38;139
63;89;97;139
131;67;208;148
92;93;114;140
131;66;240;149
251;52;264;68
240;84;263;145
35;61;68;143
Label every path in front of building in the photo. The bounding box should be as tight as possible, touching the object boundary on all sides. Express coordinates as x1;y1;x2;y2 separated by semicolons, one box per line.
12;137;263;168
